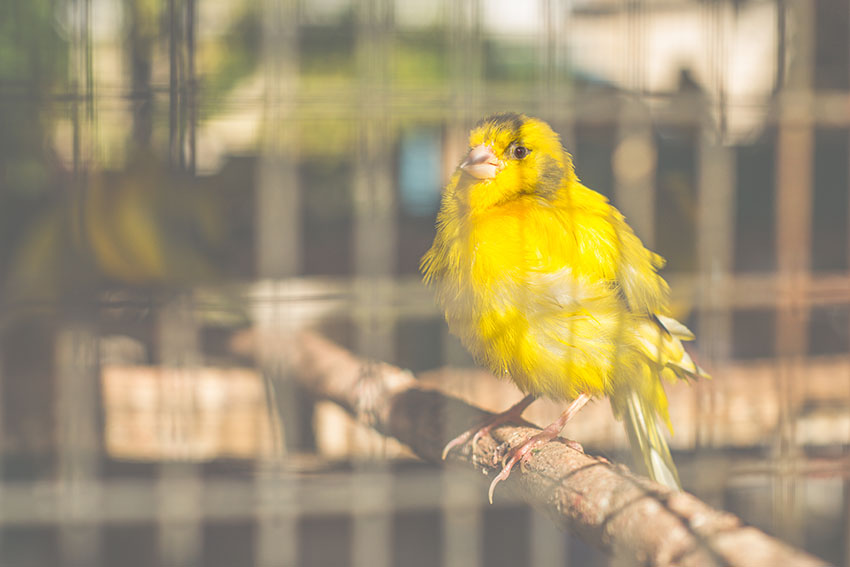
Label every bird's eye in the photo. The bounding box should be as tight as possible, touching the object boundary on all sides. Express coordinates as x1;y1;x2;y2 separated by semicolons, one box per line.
513;145;530;159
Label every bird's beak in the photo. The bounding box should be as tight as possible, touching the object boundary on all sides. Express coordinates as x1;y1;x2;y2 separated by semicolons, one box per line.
461;144;501;179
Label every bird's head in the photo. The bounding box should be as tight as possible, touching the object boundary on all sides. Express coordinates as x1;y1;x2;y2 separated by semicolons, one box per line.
454;112;575;212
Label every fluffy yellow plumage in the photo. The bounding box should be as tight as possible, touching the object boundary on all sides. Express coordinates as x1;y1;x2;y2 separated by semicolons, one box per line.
421;113;706;500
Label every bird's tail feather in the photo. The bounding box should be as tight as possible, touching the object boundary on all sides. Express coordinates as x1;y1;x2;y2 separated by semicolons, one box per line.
622;389;681;490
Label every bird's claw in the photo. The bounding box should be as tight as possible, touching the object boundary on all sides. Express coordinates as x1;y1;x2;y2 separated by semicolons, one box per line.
488;462;513;504
488;439;540;503
493;441;511;465
442;419;506;460
441;429;474;460
487;429;585;502
471;428;489;447
442;395;537;462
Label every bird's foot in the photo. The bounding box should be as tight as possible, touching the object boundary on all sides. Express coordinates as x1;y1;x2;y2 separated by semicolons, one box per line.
487;393;592;503
441;414;517;460
492;436;583;464
488;429;558;503
488;432;584;504
441;395;535;460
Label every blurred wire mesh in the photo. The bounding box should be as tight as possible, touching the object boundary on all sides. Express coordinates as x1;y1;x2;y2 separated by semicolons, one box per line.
1;0;849;565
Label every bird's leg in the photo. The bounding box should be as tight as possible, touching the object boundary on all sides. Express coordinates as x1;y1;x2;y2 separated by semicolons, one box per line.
441;394;535;460
488;393;591;504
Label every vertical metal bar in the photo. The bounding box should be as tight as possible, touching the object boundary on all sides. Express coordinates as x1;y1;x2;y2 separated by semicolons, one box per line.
354;0;396;289
257;0;300;279
620;0;644;93
352;0;396;410
249;298;302;562
532;7;571;564
351;466;392;567
442;471;482;567
447;0;482;126
177;0;186;170
56;323;102;567
252;282;299;566
845;479;850;567
71;0;96;170
83;0;94;124
772;0;814;545
784;0;814;90
712;1;731;140
156;296;202;567
169;0;179;165
129;0;154;146
71;0;81;170
774;0;787;94
60;1;100;562
845;128;850;276
531;509;569;567
157;461;203;567
696;138;735;447
166;0;195;170
845;126;850;567
254;7;301;563
614;104;655;247
701;0;721;140
352;3;394;567
441;4;485;567
775;123;812;342
773;123;812;547
186;0;196;174
441;0;483;374
255;462;298;567
537;0;554;117
537;0;572;127
613;0;654;245
253;0;300;453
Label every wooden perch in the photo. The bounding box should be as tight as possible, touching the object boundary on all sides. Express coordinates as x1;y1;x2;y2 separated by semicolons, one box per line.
279;331;830;567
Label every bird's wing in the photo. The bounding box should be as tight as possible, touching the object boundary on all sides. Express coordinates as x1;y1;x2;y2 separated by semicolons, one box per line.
561;184;669;315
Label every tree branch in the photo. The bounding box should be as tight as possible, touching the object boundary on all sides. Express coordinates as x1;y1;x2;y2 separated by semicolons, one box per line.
281;331;829;567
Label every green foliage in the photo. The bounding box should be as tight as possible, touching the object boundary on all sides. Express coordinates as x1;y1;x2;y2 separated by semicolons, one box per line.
0;0;68;83
393;31;447;85
484;39;537;82
200;6;263;115
299;23;356;79
0;0;70;285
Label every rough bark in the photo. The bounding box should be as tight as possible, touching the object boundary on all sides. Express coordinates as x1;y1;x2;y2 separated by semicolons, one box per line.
280;331;830;567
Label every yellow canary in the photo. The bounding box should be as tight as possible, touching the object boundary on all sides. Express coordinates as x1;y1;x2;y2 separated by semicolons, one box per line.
421;113;706;501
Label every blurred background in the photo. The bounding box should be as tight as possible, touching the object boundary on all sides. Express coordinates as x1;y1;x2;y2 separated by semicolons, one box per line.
1;0;849;565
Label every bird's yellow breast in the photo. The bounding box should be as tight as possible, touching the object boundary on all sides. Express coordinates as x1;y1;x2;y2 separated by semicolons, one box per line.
468;197;544;284
426;192;638;401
